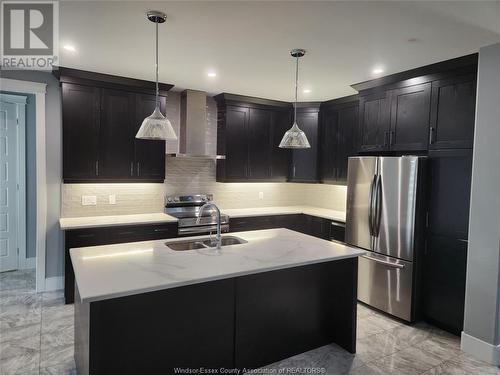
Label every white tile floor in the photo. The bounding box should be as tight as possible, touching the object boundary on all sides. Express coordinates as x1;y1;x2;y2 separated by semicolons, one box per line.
1;270;499;374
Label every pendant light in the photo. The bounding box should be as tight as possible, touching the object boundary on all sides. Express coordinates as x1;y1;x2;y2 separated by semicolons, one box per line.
279;49;310;149
136;11;177;141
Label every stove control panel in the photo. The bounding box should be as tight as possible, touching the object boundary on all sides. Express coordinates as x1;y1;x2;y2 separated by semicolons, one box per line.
165;194;213;206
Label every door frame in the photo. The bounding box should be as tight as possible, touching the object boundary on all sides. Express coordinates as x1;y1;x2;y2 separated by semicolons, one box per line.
0;93;28;271
0;78;47;292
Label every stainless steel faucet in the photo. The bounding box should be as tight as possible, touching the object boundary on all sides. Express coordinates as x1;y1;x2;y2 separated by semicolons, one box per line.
197;202;222;249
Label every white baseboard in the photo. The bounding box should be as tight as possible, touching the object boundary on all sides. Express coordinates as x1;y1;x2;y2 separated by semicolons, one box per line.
461;331;500;365
44;276;64;292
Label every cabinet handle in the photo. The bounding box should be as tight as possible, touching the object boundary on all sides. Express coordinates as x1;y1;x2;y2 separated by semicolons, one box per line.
389;131;394;145
136;162;140;176
153;228;170;232
293;164;296;178
130;162;134;176
117;231;135;236
95;161;99;176
383;132;388;147
429;127;435;144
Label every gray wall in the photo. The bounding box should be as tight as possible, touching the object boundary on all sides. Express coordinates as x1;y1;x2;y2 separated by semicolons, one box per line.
1;70;63;277
463;42;500;345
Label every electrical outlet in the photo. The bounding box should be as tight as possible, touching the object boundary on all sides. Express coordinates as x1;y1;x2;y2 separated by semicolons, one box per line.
81;195;97;206
109;194;116;205
259;191;264;200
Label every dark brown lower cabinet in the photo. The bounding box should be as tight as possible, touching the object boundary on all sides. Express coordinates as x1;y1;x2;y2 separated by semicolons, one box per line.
423;149;472;334
64;223;178;304
75;258;358;374
229;214;345;242
423;235;468;335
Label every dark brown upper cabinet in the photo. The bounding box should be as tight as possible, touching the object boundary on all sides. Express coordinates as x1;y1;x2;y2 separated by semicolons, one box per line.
358;84;431;152
56;67;173;183
62;84;101;180
320;96;359;183
223;106;249;180
358;91;391;152
99;89;136;179
247;108;273;180
289;104;321;183
429;74;476;150
134;94;167;180
388;83;432;151
354;54;477;154
215;93;291;182
271;110;293;181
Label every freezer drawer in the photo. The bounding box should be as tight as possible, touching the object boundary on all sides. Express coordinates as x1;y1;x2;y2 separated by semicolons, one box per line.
358;252;414;321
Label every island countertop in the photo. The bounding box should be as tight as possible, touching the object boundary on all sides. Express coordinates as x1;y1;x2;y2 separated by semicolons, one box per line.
71;228;363;304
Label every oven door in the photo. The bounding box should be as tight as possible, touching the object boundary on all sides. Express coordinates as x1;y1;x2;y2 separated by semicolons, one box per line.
178;224;229;236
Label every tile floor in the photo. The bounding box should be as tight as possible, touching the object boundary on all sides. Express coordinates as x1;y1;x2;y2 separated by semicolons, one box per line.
1;270;499;375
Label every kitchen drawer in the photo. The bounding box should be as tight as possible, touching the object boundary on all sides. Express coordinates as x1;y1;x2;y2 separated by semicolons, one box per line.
66;227;108;248
330;221;346;242
106;225;150;244
106;223;178;244
273;214;300;230
142;223;178;240
229;216;275;232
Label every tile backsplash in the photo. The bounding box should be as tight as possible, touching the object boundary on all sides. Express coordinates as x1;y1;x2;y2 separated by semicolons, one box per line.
61;158;347;217
62;183;166;217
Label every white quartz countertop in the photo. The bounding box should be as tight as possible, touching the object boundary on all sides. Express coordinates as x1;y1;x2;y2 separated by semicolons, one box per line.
59;213;178;230
59;206;345;230
71;228;362;303
221;206;346;223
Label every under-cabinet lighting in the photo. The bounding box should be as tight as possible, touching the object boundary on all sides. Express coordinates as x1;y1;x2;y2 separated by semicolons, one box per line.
63;45;76;52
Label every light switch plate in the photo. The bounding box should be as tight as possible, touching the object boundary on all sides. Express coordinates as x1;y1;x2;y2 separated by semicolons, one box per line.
259;191;264;200
81;195;97;206
109;194;116;205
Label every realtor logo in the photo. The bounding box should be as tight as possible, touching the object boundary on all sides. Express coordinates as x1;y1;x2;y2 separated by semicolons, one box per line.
1;1;59;70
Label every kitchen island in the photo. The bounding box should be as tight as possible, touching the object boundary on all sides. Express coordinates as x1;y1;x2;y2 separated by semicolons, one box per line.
71;228;363;374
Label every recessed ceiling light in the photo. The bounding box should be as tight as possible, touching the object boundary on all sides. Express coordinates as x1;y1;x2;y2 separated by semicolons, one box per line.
207;72;217;78
303;89;311;94
372;67;384;75
63;45;76;52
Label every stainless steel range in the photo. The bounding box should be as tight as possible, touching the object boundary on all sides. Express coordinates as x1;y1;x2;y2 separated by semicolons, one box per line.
165;194;229;236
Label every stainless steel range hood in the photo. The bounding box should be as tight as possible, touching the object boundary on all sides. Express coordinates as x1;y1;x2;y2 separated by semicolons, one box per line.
167;89;224;159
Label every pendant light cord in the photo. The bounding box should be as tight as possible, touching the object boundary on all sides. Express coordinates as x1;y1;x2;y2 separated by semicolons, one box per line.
155;20;159;107
294;55;299;124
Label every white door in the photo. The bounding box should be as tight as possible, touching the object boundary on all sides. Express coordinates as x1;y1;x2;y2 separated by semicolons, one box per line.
0;102;19;272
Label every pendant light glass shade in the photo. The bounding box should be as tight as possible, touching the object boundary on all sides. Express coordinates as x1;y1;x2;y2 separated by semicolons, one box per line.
279;49;310;149
136;106;177;140
136;11;177;141
278;122;310;148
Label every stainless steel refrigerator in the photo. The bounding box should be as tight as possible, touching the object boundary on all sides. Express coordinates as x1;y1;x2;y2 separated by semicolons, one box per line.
346;156;426;322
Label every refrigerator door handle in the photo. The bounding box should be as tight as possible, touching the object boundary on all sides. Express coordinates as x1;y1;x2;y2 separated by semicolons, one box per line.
368;174;377;236
374;174;382;237
361;254;405;269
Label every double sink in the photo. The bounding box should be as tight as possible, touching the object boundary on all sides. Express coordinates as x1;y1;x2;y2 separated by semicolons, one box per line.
166;236;247;251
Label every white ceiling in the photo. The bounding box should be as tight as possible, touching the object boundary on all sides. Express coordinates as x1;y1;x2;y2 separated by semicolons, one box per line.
58;1;500;101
